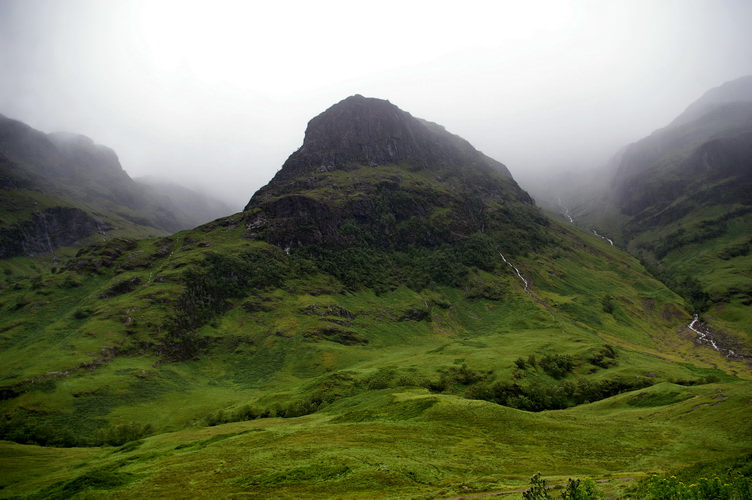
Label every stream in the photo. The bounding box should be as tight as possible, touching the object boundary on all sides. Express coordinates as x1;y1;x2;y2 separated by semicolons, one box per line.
499;251;530;295
591;229;614;246
687;314;736;357
557;197;575;224
556;199;615;247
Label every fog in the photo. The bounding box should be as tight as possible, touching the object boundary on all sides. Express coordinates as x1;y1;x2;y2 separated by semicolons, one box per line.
2;0;751;211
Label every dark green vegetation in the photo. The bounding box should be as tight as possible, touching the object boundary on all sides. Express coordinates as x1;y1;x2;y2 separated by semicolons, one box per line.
0;95;750;498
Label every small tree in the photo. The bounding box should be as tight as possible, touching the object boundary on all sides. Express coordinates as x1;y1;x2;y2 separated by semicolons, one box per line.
523;473;550;499
561;478;602;499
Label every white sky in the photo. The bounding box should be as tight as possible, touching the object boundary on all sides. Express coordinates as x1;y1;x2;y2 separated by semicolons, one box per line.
1;0;751;210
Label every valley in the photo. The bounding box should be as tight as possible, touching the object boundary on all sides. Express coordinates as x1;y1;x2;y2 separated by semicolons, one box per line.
0;93;750;499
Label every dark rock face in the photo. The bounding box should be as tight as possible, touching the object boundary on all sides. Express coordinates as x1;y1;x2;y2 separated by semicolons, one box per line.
243;95;545;251
0;207;108;258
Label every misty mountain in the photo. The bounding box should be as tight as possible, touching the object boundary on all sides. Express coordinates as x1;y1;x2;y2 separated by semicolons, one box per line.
135;175;234;227
668;74;752;128
0;113;229;258
543;76;752;337
610;76;752;239
612;78;752;218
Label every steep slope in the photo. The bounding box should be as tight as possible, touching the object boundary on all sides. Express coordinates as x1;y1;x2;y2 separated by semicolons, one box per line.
611;78;752;339
0;96;749;498
0;113;225;262
550;77;752;341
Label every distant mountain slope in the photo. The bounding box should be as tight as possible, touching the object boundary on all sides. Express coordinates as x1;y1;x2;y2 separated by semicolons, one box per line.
577;76;752;337
668;74;752;127
0;114;229;259
135;175;234;227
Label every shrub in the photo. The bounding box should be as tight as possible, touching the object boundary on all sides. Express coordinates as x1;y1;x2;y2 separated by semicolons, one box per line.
588;345;618;369
523;474;603;499
540;354;574;379
523;473;550;499
94;422;153;446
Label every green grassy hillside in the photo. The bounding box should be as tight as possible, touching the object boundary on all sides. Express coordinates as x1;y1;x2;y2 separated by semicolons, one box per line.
1;215;748;498
3;380;750;499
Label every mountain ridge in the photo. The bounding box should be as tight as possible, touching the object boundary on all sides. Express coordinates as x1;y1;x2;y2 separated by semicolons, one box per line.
532;76;752;340
668;74;752;127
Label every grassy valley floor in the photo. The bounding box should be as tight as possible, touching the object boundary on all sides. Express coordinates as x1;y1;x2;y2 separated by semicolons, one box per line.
1;378;751;498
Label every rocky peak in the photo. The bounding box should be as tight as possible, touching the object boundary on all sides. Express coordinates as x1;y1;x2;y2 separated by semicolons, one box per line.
266;95;512;186
242;96;544;251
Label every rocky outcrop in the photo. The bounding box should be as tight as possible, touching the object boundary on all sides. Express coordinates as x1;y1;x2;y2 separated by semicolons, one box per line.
0;207;109;258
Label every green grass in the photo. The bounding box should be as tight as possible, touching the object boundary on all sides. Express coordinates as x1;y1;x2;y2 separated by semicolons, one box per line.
2;379;750;498
0;207;750;498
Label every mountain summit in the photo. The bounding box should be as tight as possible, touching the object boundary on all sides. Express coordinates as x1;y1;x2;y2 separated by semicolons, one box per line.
244;95;543;251
261;94;514;185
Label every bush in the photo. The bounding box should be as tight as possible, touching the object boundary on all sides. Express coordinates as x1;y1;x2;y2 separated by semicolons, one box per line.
523;474;602;499
588;345;618;369
464;375;653;411
540;354;574;379
523;472;550;499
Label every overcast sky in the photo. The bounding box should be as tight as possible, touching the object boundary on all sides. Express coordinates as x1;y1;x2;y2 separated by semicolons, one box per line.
1;0;751;210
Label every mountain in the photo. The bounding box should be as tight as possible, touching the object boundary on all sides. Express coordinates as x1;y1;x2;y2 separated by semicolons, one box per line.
0;114;228;264
0;97;749;499
612;77;752;219
245;94;541;250
593;77;752;339
668;75;752;127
